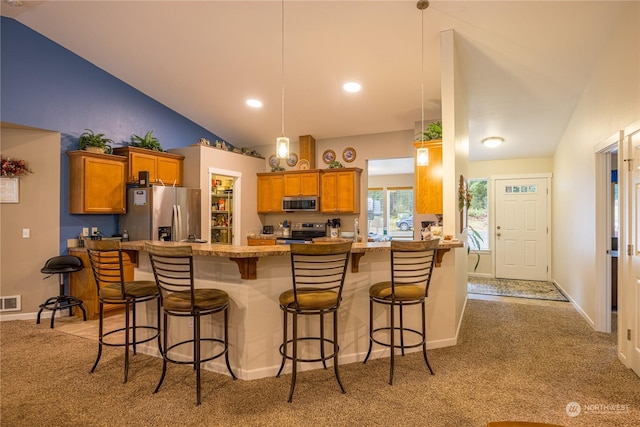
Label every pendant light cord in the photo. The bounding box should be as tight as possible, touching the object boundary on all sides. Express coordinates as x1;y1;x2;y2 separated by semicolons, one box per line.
420;6;424;146
281;0;286;137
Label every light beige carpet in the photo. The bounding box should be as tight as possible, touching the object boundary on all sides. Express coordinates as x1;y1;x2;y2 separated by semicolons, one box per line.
1;299;637;426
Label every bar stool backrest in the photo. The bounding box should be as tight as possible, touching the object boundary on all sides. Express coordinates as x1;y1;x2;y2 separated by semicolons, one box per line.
145;243;195;308
289;242;352;310
85;239;128;298
390;239;439;297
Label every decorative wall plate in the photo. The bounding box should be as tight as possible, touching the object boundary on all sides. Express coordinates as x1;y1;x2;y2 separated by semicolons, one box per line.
287;153;298;167
342;147;356;163
268;155;280;168
298;159;310;170
322;149;336;164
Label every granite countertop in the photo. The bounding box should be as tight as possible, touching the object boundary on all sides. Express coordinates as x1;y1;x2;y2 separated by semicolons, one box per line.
120;239;464;258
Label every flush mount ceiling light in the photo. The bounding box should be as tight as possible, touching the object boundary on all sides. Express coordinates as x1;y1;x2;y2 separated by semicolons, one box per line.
246;99;263;108
343;82;362;93
415;0;430;166
482;136;504;148
275;0;289;159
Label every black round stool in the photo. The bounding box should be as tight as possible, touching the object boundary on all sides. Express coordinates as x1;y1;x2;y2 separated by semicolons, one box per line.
37;255;87;328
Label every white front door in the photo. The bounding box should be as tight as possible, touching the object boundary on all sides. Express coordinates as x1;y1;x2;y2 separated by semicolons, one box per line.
494;177;549;281
627;129;640;377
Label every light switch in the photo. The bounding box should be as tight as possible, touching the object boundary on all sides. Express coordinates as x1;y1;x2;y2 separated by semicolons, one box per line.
22;228;30;238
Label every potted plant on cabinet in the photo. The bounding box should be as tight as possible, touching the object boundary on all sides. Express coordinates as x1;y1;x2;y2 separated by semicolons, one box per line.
78;129;113;154
129;130;163;152
414;120;442;142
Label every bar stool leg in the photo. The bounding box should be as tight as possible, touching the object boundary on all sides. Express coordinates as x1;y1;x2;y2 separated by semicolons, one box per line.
320;312;327;369
124;301;131;383
421;300;434;375
363;299;374;364
90;303;104;374
154;312;169;394
195;311;202;405
399;302;406;356
389;300;395;385
276;309;288;377
333;310;346;394
223;306;237;379
287;311;298;403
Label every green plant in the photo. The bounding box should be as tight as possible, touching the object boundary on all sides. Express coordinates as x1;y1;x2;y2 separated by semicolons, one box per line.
414;120;442;141
130;130;163;151
78;129;113;151
467;225;484;272
271;165;285;172
328;160;344;169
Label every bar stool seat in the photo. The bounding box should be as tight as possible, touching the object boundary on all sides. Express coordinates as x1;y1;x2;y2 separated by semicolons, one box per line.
37;255;87;328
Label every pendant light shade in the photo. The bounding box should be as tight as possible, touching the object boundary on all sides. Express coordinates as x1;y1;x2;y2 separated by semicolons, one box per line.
276;136;290;158
415;0;430;166
276;0;289;159
416;146;429;166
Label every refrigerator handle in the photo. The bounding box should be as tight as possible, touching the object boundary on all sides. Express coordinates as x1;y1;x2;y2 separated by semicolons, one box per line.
176;204;183;241
171;204;178;241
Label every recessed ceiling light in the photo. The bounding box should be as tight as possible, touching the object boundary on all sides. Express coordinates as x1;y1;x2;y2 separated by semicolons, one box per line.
246;99;263;108
343;82;361;93
481;136;504;148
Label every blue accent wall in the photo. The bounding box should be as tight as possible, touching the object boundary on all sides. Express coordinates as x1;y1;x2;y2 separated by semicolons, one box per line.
1;17;227;253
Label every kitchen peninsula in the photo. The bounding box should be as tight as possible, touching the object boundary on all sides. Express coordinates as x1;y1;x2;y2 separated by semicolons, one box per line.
120;239;465;380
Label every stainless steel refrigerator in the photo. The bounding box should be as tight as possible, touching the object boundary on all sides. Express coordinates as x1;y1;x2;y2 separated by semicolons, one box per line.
120;186;202;242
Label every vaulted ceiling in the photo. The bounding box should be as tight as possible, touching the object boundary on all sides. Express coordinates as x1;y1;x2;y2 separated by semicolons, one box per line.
1;1;627;161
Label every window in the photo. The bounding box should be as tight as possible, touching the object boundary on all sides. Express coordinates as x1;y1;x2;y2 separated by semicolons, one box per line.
467;179;489;250
367;186;413;240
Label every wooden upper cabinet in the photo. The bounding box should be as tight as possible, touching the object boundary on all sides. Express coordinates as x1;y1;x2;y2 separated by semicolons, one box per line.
320;168;362;213
67;150;127;214
112;146;184;186
414;140;443;214
257;173;284;213
283;171;319;196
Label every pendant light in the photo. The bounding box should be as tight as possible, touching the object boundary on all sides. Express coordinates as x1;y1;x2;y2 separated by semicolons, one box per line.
276;0;289;159
416;0;429;166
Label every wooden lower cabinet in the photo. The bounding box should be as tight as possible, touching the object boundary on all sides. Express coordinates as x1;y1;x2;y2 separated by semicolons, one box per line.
69;248;135;320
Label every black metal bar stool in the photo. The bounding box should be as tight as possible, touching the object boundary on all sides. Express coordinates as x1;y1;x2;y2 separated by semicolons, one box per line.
363;239;439;385
37;255;87;328
146;242;237;406
276;242;352;402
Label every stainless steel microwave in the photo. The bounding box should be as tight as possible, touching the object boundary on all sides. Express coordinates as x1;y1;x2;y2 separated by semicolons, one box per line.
282;196;318;211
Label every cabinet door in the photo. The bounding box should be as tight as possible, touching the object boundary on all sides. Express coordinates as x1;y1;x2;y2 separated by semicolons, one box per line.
283;173;318;196
321;170;361;213
258;175;284;213
415;142;443;214
68;154;126;214
157;157;182;186
299;173;319;195
129;151;157;183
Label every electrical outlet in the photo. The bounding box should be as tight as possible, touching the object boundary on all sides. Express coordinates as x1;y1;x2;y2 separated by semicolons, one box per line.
91;227;98;236
22;228;30;238
82;227;89;237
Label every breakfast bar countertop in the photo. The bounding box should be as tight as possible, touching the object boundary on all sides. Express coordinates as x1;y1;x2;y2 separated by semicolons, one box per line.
120;239;464;280
120;239;464;257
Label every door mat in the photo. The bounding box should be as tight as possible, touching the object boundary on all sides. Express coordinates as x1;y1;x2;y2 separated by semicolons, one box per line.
468;277;569;302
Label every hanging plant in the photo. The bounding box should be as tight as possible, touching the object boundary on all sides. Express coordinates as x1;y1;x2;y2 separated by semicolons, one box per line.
1;156;33;178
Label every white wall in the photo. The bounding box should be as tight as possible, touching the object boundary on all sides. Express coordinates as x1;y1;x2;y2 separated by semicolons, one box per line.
552;2;639;329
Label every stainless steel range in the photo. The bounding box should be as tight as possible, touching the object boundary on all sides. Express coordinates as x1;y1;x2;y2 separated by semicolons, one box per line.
276;222;327;244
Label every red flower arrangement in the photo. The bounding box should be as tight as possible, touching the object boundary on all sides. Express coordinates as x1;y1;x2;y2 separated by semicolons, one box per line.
1;156;33;178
